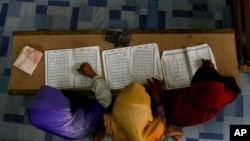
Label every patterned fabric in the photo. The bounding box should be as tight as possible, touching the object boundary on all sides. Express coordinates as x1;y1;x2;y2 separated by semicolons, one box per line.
1;1;248;141
92;76;112;108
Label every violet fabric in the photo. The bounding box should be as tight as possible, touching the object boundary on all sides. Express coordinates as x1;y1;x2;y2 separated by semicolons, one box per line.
28;85;104;139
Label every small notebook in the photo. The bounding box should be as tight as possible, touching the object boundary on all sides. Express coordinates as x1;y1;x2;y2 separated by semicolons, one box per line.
13;45;43;75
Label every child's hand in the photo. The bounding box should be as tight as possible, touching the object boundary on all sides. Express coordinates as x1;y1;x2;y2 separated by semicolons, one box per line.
77;62;97;78
201;59;215;68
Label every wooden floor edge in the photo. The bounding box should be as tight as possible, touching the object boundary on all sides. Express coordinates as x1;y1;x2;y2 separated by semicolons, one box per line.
9;90;39;95
13;29;235;36
239;65;250;72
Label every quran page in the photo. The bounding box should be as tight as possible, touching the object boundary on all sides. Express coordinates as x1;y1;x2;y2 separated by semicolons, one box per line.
185;43;217;76
161;49;192;89
72;46;101;87
102;47;132;89
131;43;162;84
45;49;73;88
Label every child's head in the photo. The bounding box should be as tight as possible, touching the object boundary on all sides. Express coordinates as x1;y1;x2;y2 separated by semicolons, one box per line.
191;65;222;83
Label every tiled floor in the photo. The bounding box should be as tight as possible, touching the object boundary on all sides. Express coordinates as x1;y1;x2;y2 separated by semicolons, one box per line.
0;0;249;141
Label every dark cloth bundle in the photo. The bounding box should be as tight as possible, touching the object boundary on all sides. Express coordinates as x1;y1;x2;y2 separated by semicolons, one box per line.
105;28;131;47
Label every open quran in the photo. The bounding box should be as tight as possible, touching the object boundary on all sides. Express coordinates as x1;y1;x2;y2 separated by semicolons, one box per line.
161;43;217;89
102;43;163;89
44;43;216;90
45;46;101;88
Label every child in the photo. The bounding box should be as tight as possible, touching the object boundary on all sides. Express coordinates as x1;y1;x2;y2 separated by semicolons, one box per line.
28;62;112;139
101;80;184;141
164;59;241;127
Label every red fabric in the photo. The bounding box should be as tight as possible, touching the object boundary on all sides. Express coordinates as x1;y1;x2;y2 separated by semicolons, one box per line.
169;81;238;127
188;81;234;109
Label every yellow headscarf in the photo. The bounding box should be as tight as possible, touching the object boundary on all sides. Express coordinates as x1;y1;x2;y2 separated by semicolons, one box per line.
104;82;166;141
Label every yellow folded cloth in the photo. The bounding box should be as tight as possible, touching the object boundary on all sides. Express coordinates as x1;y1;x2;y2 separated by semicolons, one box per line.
13;45;43;75
104;82;166;141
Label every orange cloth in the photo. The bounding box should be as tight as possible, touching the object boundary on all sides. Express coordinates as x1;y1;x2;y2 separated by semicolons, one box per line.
103;82;166;141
